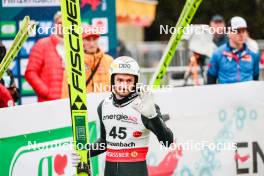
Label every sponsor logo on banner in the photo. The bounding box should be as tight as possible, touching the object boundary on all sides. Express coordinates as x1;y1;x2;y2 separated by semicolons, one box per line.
2;0;60;7
92;18;108;34
19;40;35;57
9;139;73;176
235;141;264;174
0;21;16;37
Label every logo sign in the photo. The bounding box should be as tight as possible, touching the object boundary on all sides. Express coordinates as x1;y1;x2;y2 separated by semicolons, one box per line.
9;139;73;176
119;63;131;69
0;21;16;38
235;141;264;174
92;17;108;34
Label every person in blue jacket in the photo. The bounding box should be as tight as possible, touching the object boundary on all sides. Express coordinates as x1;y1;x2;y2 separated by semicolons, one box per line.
207;16;260;84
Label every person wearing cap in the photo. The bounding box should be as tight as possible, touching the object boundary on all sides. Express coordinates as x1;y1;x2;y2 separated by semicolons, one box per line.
209;15;228;47
207;16;260;84
61;25;113;97
25;11;66;102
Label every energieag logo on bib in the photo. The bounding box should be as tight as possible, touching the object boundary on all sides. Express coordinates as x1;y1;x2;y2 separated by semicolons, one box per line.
103;113;138;124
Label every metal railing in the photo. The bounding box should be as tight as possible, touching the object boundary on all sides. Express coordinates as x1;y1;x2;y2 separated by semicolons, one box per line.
140;66;264;86
127;40;264;86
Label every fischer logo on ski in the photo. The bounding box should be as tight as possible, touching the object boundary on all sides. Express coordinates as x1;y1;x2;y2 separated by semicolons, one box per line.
60;0;91;175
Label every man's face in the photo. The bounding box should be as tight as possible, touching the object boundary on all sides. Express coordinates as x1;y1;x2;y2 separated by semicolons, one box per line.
229;28;247;47
83;37;99;54
210;20;226;37
55;17;63;38
113;74;135;97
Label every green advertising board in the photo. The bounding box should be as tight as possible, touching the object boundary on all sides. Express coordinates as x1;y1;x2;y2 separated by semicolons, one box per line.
0;121;99;176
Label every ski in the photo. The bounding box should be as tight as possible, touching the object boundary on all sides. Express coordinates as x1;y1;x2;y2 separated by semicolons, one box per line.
0;16;35;79
60;0;91;176
150;0;203;88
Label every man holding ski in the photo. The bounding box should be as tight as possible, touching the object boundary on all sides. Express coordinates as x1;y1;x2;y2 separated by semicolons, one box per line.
72;56;174;176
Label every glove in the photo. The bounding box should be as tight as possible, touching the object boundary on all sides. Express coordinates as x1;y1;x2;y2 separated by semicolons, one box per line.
71;150;81;167
132;90;157;119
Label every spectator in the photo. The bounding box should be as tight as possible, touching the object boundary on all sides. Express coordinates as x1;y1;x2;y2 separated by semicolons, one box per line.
209;15;228;47
183;52;207;86
0;83;14;108
0;41;20;104
25;11;65;102
0;70;20;102
61;26;113;97
207;16;260;84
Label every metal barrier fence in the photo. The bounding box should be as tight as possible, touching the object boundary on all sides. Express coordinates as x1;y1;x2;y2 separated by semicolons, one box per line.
127;40;264;67
140;66;264;86
127;40;264;86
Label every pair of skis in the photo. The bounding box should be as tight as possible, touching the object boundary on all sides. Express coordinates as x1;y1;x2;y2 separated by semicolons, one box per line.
60;0;91;176
0;16;36;79
60;0;202;175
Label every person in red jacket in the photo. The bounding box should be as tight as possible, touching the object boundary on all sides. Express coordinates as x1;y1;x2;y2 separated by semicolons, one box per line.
0;84;14;108
25;11;65;102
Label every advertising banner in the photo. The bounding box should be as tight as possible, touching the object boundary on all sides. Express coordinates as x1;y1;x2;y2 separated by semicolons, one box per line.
0;82;264;175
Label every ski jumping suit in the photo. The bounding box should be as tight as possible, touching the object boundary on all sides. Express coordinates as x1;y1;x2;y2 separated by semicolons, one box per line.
89;93;174;176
